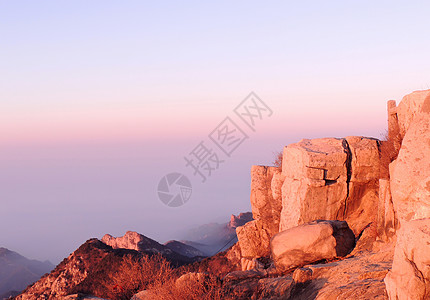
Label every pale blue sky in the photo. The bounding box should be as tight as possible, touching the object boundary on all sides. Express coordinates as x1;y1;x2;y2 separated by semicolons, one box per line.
1;1;430;262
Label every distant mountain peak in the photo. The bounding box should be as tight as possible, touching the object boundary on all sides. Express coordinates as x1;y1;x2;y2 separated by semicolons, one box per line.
101;231;173;255
164;240;206;258
228;212;253;229
0;247;54;297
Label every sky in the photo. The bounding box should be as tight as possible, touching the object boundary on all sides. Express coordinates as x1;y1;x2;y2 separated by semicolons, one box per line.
1;1;430;263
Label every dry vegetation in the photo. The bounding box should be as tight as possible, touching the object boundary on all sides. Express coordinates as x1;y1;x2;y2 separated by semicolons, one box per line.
379;130;402;179
104;254;227;300
273;150;283;170
146;273;226;300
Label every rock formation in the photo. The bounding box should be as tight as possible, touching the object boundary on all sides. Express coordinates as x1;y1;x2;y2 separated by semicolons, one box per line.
279;136;381;236
228;212;254;229
389;95;430;222
236;166;281;268
271;220;355;272
232;90;430;299
237;136;381;268
385;219;430;300
396;89;430;140
382;90;430;299
101;231;172;255
101;231;201;264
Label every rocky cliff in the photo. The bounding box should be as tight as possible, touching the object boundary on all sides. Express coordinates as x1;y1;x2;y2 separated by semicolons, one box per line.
236;136;384;271
231;89;430;298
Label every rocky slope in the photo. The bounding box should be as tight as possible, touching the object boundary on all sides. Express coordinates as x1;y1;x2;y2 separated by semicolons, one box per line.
14;235;197;300
0;248;53;298
14;239;123;300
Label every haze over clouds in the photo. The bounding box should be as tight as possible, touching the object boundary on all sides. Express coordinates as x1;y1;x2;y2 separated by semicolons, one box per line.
1;1;430;262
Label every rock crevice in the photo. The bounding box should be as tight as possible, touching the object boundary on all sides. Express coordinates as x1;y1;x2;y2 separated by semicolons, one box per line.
341;138;352;220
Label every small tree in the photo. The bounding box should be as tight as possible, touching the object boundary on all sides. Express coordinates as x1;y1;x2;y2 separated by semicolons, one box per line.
273;150;283;171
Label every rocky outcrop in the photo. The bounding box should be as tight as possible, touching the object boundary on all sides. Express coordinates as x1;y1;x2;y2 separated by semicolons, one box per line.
291;244;394;299
236;166;281;264
279;136;380;236
379;90;430;299
236;136;382;271
390;98;430;222
271;169;285;205
280;137;349;236
101;231;172;254
221;243;393;300
236;220;271;261
271;220;355;272
228;212;253;229
223;271;294;300
384;218;430;300
396;90;430;140
230;90;430;298
249;166;280;237
101;231;199;264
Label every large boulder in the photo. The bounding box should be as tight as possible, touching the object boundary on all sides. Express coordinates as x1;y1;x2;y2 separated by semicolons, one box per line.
279;138;349;232
384;218;430;300
390;99;430;222
279;137;380;236
236;220;271;259
270;220;355;272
